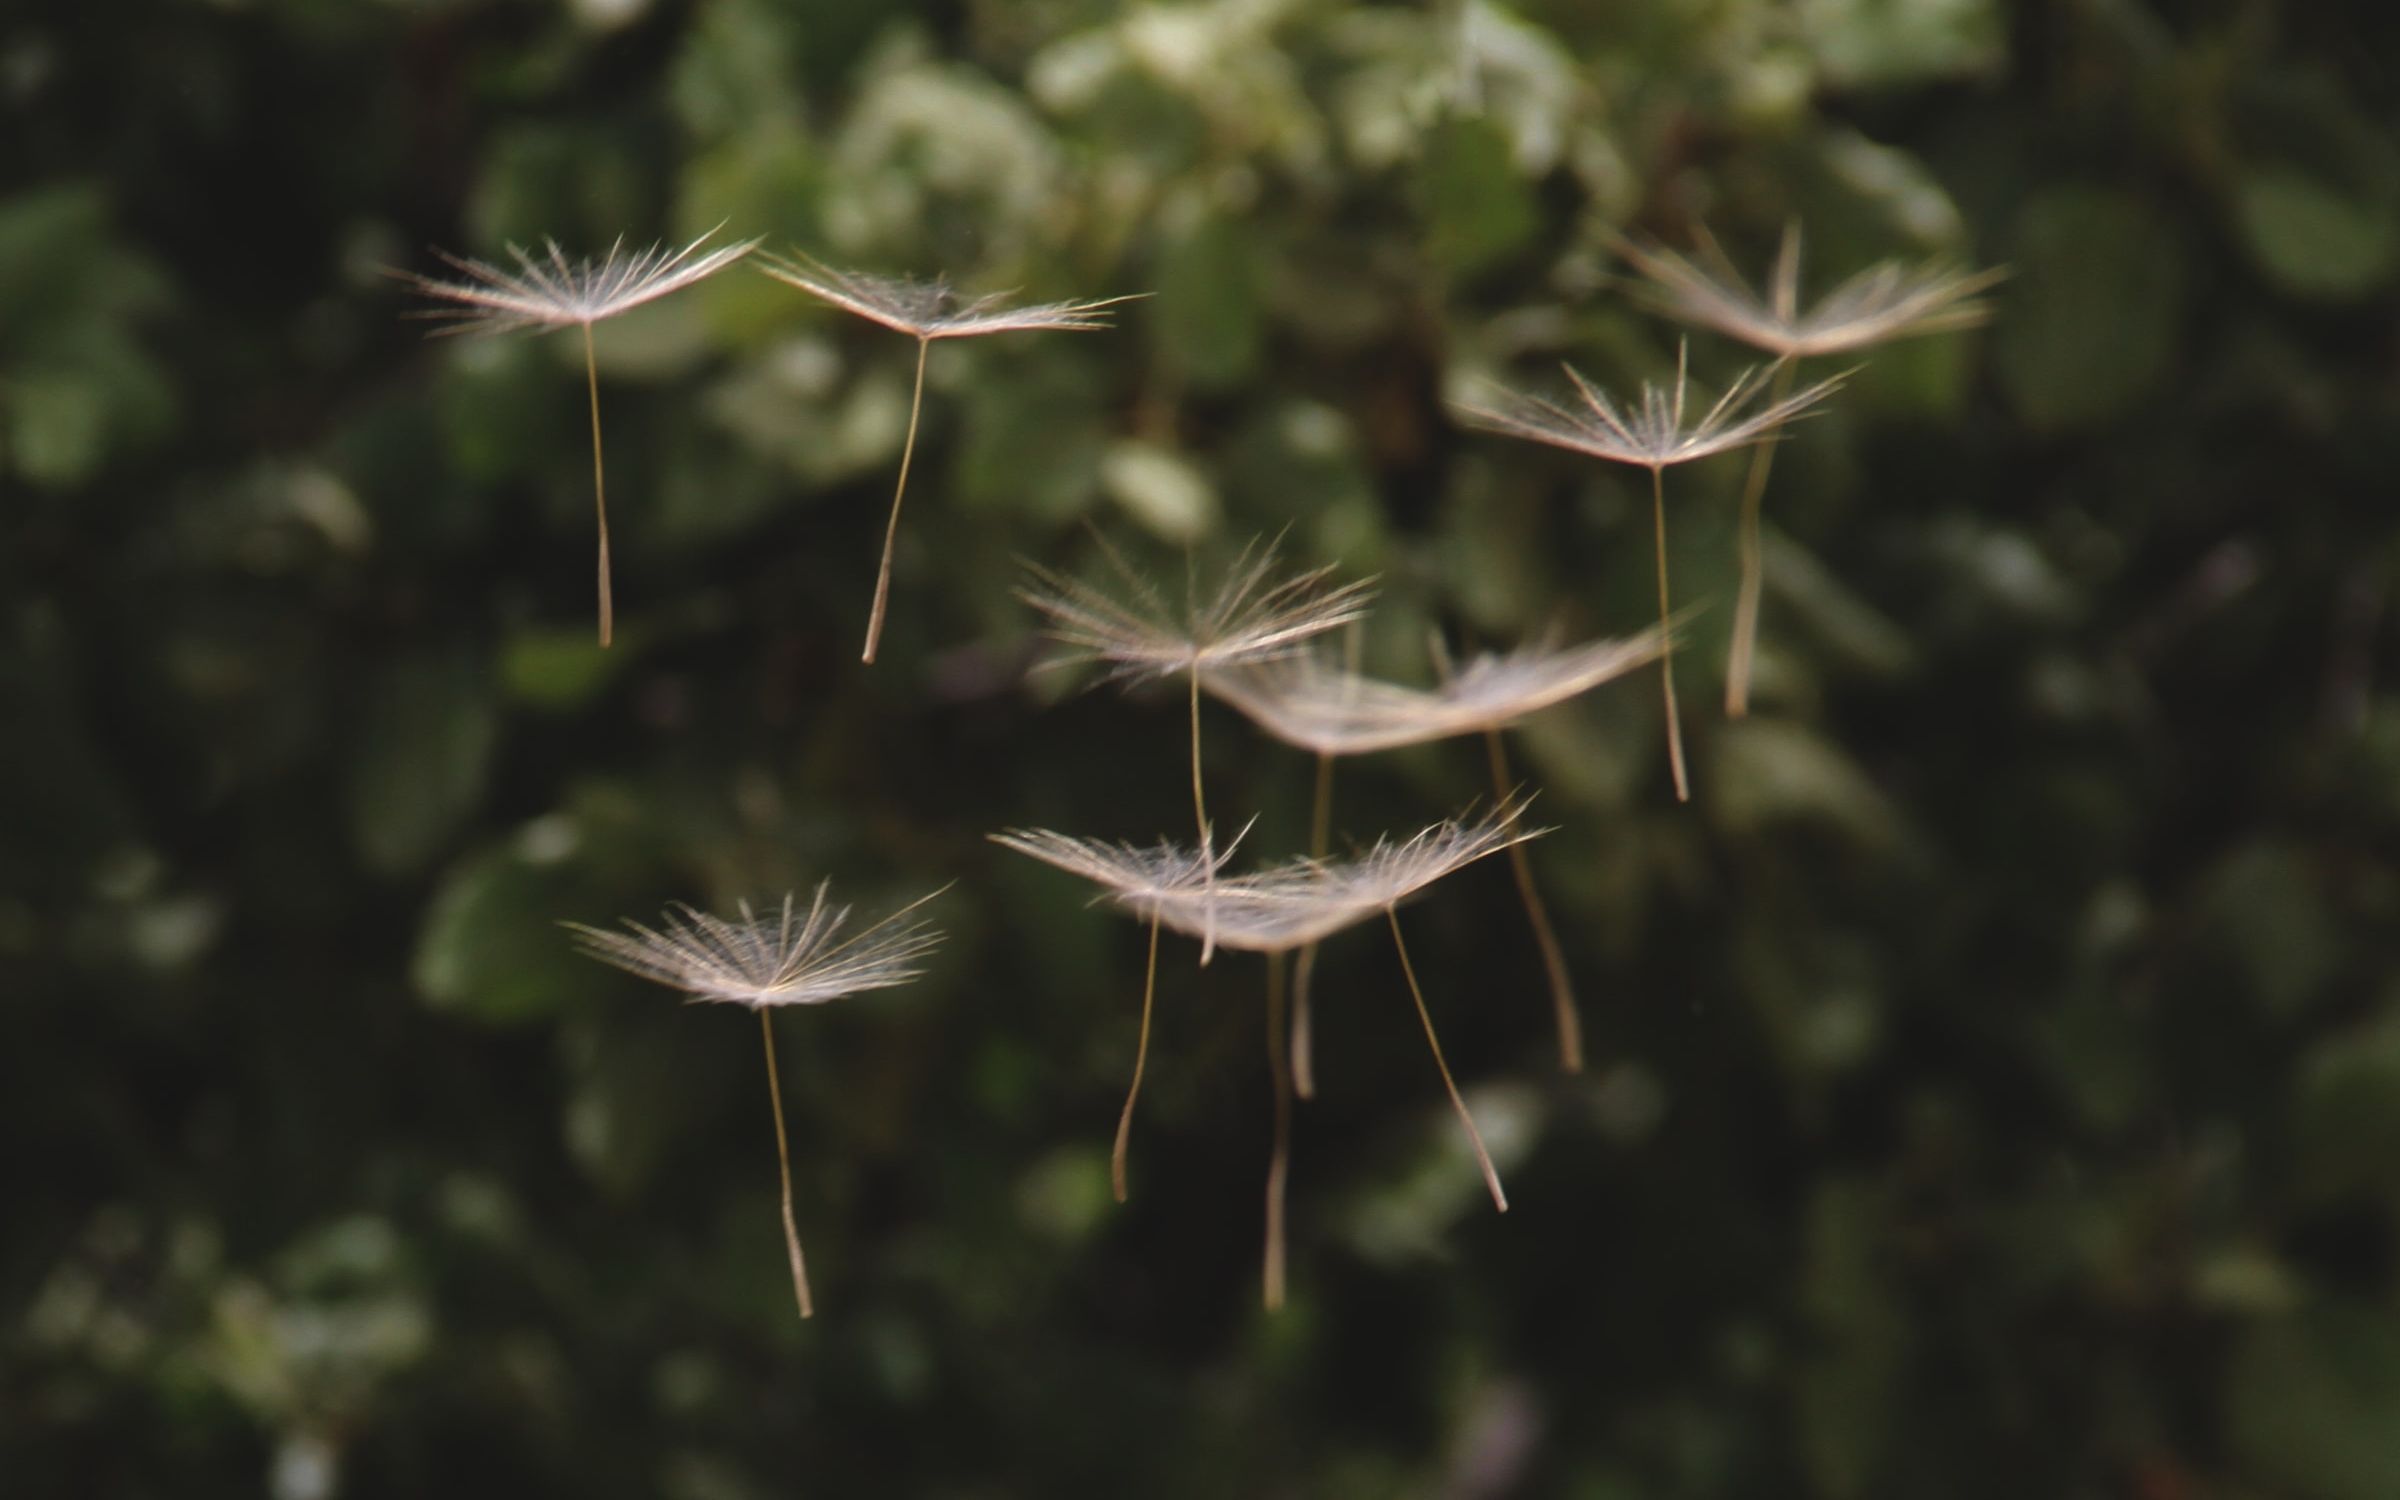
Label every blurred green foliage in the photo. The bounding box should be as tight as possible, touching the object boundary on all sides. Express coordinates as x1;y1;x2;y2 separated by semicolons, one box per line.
9;0;2400;1495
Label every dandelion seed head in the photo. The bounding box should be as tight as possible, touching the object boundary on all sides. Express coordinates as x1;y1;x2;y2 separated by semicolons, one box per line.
1205;626;1669;756
568;882;945;1008
1615;224;2005;360
989;825;1244;904
1456;346;1845;472
1271;798;1546;927
400;228;761;336
999;803;1543;954
1019;535;1378;686
757;253;1141;340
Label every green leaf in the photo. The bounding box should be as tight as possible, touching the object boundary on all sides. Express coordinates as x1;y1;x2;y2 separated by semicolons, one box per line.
1153;215;1264;388
1761;530;1918;684
501;627;621;713
828;63;1064;259
1794;1178;1906;1499
1099;439;1219;543
1993;187;2184;434
1847;322;1974;421
666;0;805;140
1794;0;2004;89
558;1006;729;1200
0;185;177;485
0;183;113;342
2291;1005;2400;1204
1818;128;1973;245
0;605;138;886
2229;1303;2400;1500
1710;719;1907;854
347;650;500;877
1014;1146;1114;1246
1421;114;1539;277
432;338;559;485
413;821;591;1026
2220;67;2400;305
2198;841;2340;1020
1221;400;1384;562
7;370;110;488
466;125;649;249
953;350;1107;525
2232;166;2398;302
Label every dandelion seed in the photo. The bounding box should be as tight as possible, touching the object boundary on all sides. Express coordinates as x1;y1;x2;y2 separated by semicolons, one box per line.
1615;225;2002;715
758;253;1142;664
568;882;946;1321
1019;534;1375;962
997;802;1540;1309
1206;625;1665;1079
1456;346;1842;800
398;227;759;647
1138;803;1541;1232
985;828;1241;1204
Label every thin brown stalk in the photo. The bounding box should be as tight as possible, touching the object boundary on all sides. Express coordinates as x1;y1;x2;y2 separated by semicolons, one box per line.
583;323;613;648
1110;909;1162;1204
758;1010;813;1319
1725;358;1797;717
1651;464;1689;801
1483;728;1581;1071
1387;907;1507;1213
1288;625;1358;1096
1190;668;1217;964
1289;749;1335;1099
861;336;931;664
1263;951;1293;1311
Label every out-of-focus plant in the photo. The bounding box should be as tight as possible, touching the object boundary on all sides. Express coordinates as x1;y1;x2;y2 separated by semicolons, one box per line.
17;0;2400;1494
0;186;176;489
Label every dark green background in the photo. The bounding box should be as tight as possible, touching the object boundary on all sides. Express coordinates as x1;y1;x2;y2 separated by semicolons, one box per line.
9;1;2400;1495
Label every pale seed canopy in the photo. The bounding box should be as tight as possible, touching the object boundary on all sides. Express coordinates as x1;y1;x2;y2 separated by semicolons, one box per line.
568;882;946;1008
755;254;1142;340
1454;346;1845;473
1204;627;1669;758
1144;802;1546;952
1019;536;1378;685
999;803;1545;955
402;229;761;335
987;825;1245;907
1614;224;2004;361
